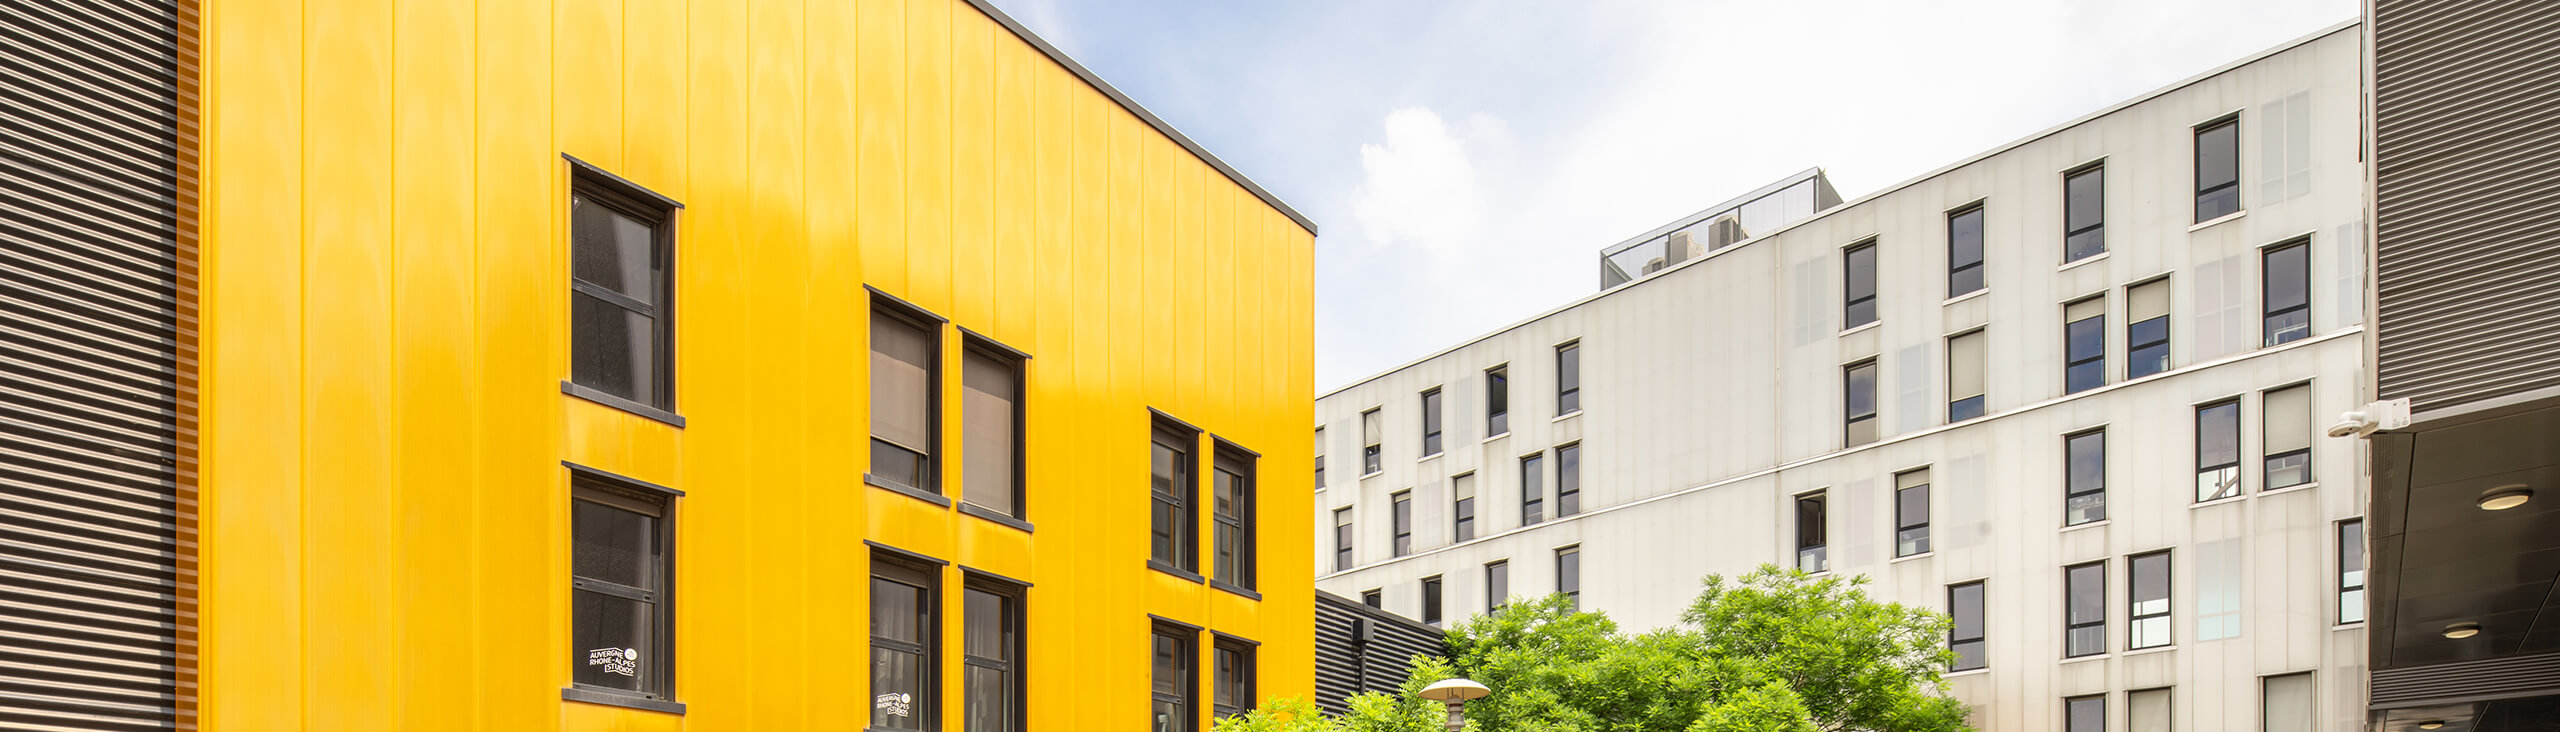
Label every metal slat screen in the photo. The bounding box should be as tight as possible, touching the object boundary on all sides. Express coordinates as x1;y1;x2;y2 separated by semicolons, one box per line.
1311;591;1446;715
1;0;194;729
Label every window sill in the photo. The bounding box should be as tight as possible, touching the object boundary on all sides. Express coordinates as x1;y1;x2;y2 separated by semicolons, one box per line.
2189;495;2246;510
2057;252;2110;271
1482;432;1510;444
2060;653;2109;665
1359;471;1384;481
563;687;686;715
1210;579;1262;601
957;502;1033;532
2061;519;2110;534
1418;452;1442;464
2188;210;2246;232
1942;289;1988;306
561;381;687;428
1889;551;1933;564
867;476;952;507
1837;321;1881;337
2334;621;2366;631
2259;481;2318;498
1944;667;1991;679
2122;644;2176;657
1552;410;1582;423
1147;559;1205;584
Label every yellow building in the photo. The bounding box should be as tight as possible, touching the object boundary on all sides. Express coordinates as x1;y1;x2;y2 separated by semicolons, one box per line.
2;0;1314;729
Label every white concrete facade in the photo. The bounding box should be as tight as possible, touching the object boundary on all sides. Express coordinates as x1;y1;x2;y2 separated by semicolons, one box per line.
1313;24;2367;732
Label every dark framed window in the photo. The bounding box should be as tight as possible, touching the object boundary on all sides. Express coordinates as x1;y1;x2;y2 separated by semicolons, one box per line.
569;471;678;705
2129;551;2172;650
1844;360;1878;447
1948;581;1985;671
1452;473;1476;542
1486;560;1509;613
1390;490;1413;557
1948;205;1986;297
2065;429;2106;526
2127;278;2171;380
1556;342;1582;415
2065;562;2106;657
871;297;943;495
1796;491;1828;573
1312;427;1326;490
1212;442;1257;590
1421;388;1444;456
2262;384;2312;490
2263;239;2310;346
2195;116;2242;222
1486;365;1510;436
961;336;1026;519
1360;408;1383;475
1555;443;1582;517
872;554;940;731
2196;400;2242;502
1844;240;1878;328
1360;589;1381;608
2064;297;2106;394
963;576;1025;732
2064;164;2105;261
1556;546;1581;611
2339;519;2365;624
1948;330;1986;422
1332;508;1353;572
2065;695;2106;732
568;167;679;414
1150;417;1200;575
1150;622;1197;732
1422;576;1444;625
1895;469;1931;557
1520;453;1545;526
1212;636;1256;720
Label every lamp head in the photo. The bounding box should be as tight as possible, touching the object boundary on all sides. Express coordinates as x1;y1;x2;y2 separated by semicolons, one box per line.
1417;678;1490;703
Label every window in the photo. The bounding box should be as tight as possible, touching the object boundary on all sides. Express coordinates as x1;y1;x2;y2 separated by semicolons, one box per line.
1486;560;1509;613
1150;418;1199;574
1390;491;1413;557
963;578;1024;732
1895;469;1931;557
1556;546;1581;611
1452;473;1476;542
1520;453;1545;526
1556;342;1582;415
2196;400;2242;501
2065;562;2106;657
569;473;676;704
2262;673;2312;732
2263;240;2310;345
1844;240;1879;328
2195;117;2241;222
2128;688;2170;732
1844;360;1878;447
1948;581;1985;671
1420;388;1444;457
2065;297;2106;394
872;555;940;731
1422;576;1444;625
1151;622;1196;732
1360;408;1383;475
1212;637;1255;720
961;338;1024;519
1360;589;1381;608
1948;205;1986;297
1556;443;1582;517
1212;444;1256;590
2066;695;2106;732
2065;164;2105;261
2130;551;2172;650
2066;429;2107;526
1313;428;1326;490
1796;492;1828;573
569;170;677;413
1485;365;1510;436
2339;520;2365;624
1332;508;1353;572
871;300;942;494
2127;279;2170;379
2262;384;2312;490
1947;330;1986;422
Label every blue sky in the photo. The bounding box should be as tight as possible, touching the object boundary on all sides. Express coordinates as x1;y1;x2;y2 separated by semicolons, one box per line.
989;0;2356;391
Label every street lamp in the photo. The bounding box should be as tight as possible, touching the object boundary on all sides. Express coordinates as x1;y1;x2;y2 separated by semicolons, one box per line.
1416;677;1490;732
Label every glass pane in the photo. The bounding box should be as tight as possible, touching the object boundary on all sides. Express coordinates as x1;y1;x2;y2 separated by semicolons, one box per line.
2197;185;2241;222
1846;363;1876;418
1741;189;1788;237
1214;647;1241;708
2198;121;2239;189
572;589;650;691
1487;564;1507;606
2135;555;2169;605
2067;492;2107;526
2067;625;2105;657
571;195;659;302
1214;469;1239;520
2066;361;2105;395
1950;584;1984;640
2066;168;2104;234
1152;499;1179;563
2199;466;2241;502
966;665;1007;732
1154;699;1183;732
1949;266;1985;298
871;647;924;729
2068;565;2104;624
2342;588;2365;623
1949;396;1985;422
2265;244;2309;311
2065;229;2104;262
2067;697;2105;732
1898;526;1930;556
1952;639;1985;671
573;499;653;588
2068;432;2106;496
1845;245;1877;302
2264;674;2313;732
1948;209;1984;267
2129;343;2170;381
1557;550;1580;593
1797;545;1827;573
1423;579;1443;623
1422;390;1442;436
965;589;1004;659
1845;300;1876;330
1152;633;1182;693
1152;441;1180;498
2266;452;2311;490
2198;403;2240;467
1362;410;1381;446
1556;345;1580;397
1487;370;1508;417
571;292;654;404
2133;617;2171;648
2265;310;2309;345
1797;495;1826;548
2067;315;2105;362
871;577;925;643
962;351;1018;514
1898;484;1929;528
873;439;926;489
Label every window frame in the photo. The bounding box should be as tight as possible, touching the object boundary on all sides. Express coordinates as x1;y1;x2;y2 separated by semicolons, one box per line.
2064;561;2107;658
1796;490;1828;573
2339;519;2366;624
1390;490;1413;557
1359;407;1384;476
2128;551;2172;650
1947;204;1987;298
962;574;1027;732
1210;440;1258;593
1555;442;1582;518
2195;115;2243;222
2063;296;2107;394
1312;427;1326;491
1421;575;1444;626
2262;383;2314;491
1894;469;1931;558
1520;452;1545;526
868;292;948;499
1360;589;1381;608
870;549;943;731
565;467;682;711
1485;365;1511;436
1211;634;1258;720
1555;545;1581;611
2065;694;2106;732
959;333;1029;522
2063;163;2105;262
565;160;682;419
2196;399;2243;502
1843;239;1879;328
1948;581;1986;672
1148;415;1202;578
2262;238;2312;346
2126;277;2171;380
1947;329;1987;423
2065;428;2107;526
1844;360;1879;447
1420;387;1444;457
1486;560;1509;613
1452;472;1476;543
1150;620;1198;732
1556;341;1582;416
1332;507;1353;572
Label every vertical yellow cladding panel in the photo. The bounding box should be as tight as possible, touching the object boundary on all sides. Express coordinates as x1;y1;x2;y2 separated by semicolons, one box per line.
197;0;1315;729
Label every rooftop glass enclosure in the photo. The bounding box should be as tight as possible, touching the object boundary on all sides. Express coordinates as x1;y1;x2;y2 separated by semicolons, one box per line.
1598;169;1843;290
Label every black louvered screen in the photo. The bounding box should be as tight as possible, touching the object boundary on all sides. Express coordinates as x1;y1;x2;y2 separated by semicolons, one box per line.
1312;590;1446;715
1;0;190;729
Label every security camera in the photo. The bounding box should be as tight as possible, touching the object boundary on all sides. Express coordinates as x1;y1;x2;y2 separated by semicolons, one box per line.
2326;398;2412;439
2326;413;2375;439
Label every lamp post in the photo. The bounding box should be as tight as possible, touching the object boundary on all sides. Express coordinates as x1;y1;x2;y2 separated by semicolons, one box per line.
1416;678;1490;732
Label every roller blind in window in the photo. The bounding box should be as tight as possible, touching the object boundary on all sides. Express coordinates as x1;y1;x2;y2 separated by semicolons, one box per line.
2130;280;2170;322
873;311;936;451
2265;385;2312;456
962;348;1018;514
1949;332;1985;401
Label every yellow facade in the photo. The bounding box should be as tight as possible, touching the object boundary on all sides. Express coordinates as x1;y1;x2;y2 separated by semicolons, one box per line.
193;0;1315;728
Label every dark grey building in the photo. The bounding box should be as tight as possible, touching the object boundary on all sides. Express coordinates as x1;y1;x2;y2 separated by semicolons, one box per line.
1312;589;1446;715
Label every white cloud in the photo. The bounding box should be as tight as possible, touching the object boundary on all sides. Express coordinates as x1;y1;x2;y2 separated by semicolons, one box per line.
1349;107;1493;261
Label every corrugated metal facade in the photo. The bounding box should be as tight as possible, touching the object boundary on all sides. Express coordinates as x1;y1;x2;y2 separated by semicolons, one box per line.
0;0;194;729
1311;590;1445;715
2370;651;2560;709
2372;0;2560;413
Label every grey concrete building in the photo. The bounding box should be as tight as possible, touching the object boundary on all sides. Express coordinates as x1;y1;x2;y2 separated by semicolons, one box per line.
1313;23;2369;732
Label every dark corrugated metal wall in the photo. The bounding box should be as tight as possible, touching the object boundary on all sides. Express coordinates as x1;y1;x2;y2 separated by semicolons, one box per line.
2373;0;2560;413
1312;591;1446;715
0;0;191;729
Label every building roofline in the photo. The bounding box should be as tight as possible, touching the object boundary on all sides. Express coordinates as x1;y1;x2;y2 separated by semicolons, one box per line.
1597;166;1828;258
1317;18;2358;401
961;0;1318;236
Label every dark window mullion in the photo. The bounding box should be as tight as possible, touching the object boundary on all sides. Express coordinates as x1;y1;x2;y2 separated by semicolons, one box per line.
573;279;657;316
574;578;655;602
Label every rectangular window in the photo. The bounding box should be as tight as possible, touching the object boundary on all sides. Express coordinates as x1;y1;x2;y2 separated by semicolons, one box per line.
1556;546;1581;611
2196;116;2241;222
1895;469;1931;557
1948;330;1986;422
2065;297;2106;394
1420;388;1444;457
1360;589;1380;608
2066;429;2107;526
1948;581;1985;671
2262;673;2312;732
1332;507;1353;572
1313;427;1325;490
2262;384;2312;490
1844;240;1879;328
2127;279;2171;379
871;302;942;494
1151;418;1199;574
1796;492;1828;573
2066;695;2106;732
1452;473;1476;542
1391;490;1413;557
2128;688;2170;732
1555;443;1582;517
1212;444;1257;590
2065;562;2106;657
1844;360;1879;447
961;339;1025;518
569;172;677;411
1486;560;1509;613
1360;408;1383;475
1948;206;1986;297
872;555;940;731
1212;637;1255;720
2263;240;2310;345
2196;400;2242;501
570;474;676;702
1556;342;1582;415
963;578;1024;732
2065;164;2105;261
1520;453;1545;526
2339;519;2365;624
1486;365;1511;436
2130;551;2172;650
1422;576;1444;625
1151;622;1196;732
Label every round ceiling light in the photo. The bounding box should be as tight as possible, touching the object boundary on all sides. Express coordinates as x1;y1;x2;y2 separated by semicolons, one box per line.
2417;722;2445;731
2443;622;2482;639
2478;486;2533;511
